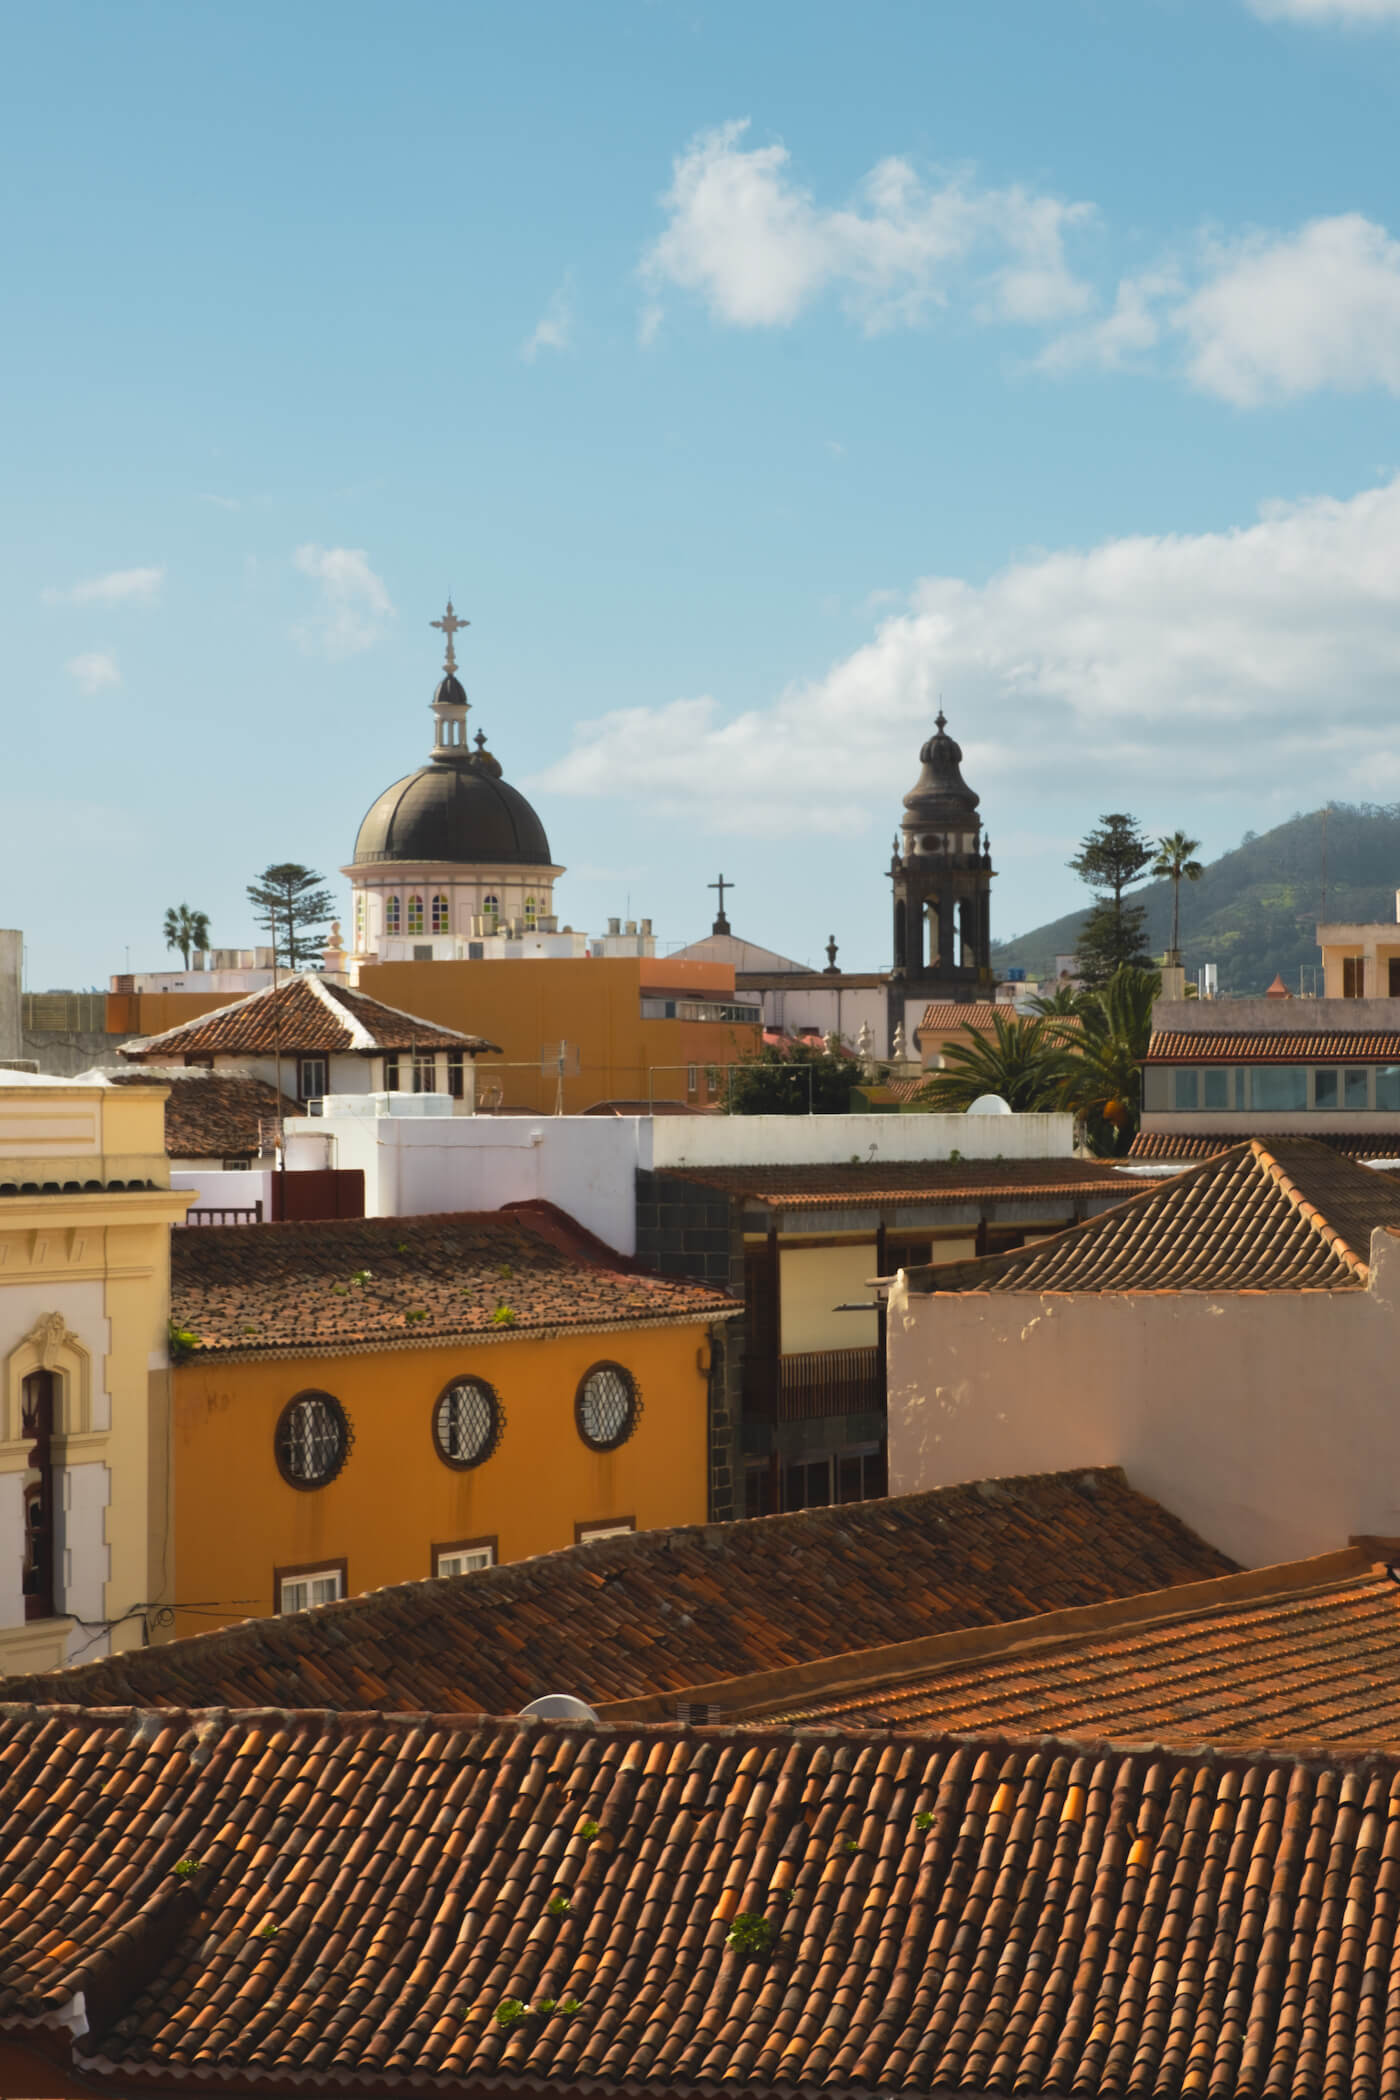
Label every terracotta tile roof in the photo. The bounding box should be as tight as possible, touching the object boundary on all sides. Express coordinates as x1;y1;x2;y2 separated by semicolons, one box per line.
672;1158;1132;1210
757;1552;1400;1752
915;1136;1400;1293
3;1468;1232;1715
168;1203;738;1357
917;1000;1004;1033
123;973;498;1059
12;1704;1400;2097
1130;1129;1400;1162
1147;1027;1400;1061
108;1069;294;1157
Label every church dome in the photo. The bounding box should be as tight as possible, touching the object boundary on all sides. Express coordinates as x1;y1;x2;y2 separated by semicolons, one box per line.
901;710;981;829
352;753;552;867
352;599;554;869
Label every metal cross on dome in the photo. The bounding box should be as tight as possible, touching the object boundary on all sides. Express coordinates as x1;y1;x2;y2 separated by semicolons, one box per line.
431;599;470;678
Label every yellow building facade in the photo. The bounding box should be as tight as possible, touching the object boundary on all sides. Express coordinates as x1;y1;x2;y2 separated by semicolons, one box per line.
168;1205;740;1636
0;1076;190;1675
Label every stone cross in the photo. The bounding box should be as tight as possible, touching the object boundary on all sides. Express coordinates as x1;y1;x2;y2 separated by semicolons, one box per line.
431;599;469;678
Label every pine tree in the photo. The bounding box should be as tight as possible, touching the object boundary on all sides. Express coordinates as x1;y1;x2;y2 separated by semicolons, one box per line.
246;864;335;971
1069;815;1154;988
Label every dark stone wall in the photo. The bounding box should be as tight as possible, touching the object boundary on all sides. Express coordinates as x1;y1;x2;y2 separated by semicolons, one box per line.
636;1170;745;1523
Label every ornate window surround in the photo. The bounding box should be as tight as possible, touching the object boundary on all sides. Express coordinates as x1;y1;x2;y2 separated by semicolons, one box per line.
2;1312;96;1460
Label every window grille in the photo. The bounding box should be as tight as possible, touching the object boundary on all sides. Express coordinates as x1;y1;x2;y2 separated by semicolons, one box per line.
574;1363;641;1452
274;1393;351;1489
432;1378;503;1469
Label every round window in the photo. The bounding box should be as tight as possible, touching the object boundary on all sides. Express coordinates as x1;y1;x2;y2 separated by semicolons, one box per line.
574;1363;641;1453
433;1376;503;1469
274;1392;351;1489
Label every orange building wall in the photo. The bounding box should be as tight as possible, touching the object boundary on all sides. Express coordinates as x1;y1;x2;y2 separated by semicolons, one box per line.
360;956;760;1113
172;1322;713;1635
107;988;243;1037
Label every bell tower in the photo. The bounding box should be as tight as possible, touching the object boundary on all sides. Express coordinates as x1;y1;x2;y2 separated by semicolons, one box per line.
888;710;993;1037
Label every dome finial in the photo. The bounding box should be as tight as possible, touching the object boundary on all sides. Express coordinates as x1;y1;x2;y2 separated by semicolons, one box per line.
431;596;469;679
935;703;947;733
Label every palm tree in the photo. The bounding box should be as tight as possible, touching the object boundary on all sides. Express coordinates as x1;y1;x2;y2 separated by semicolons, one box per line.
1151;830;1204;963
913;1012;1073;1114
162;903;211;969
1056;965;1160;1156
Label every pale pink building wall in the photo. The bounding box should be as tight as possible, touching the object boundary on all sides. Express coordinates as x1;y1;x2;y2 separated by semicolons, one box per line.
886;1228;1400;1569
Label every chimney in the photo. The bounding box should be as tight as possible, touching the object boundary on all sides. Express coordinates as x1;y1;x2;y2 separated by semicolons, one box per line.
625;920;637;937
640;917;653;937
608;917;620;936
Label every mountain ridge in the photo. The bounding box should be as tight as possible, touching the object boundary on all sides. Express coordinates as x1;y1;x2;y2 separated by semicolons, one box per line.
992;804;1400;996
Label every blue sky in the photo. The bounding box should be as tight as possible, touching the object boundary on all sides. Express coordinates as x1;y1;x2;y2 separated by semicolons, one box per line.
7;0;1400;987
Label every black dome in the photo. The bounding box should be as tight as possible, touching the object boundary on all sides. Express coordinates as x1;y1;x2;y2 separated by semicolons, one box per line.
902;711;980;829
353;756;553;867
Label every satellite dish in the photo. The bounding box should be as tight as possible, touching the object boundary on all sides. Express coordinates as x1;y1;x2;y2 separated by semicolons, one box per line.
966;1093;1013;1116
518;1693;600;1723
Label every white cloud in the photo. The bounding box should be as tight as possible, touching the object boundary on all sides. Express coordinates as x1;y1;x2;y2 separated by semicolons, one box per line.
292;545;394;658
522;278;574;362
1035;266;1181;375
535;477;1400;834
1177;216;1400;404
642;120;1093;337
1247;0;1400;19
44;565;164;607
66;651;121;694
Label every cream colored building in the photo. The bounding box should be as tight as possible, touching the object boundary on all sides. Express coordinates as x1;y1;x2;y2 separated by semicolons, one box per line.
0;1073;190;1675
1318;897;1400;999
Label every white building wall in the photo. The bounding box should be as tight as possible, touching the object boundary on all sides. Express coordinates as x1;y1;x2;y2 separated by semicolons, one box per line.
885;1226;1400;1570
0;1474;23;1630
171;1169;275;1214
649;1111;1076;1172
58;1460;111;1628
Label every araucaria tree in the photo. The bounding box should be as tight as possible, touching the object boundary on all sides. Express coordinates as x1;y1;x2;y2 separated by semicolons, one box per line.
162;903;211;969
246;864;335;971
1151;829;1204;962
1070;814;1154;988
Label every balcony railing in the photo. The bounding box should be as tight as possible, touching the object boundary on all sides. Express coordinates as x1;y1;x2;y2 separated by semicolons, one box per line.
744;1346;883;1422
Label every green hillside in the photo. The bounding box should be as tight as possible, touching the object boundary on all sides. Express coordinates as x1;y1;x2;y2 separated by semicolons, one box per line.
992;804;1400;996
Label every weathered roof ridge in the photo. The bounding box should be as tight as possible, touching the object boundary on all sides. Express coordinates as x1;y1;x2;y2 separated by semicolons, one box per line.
595;1545;1376;1725
908;1135;1400;1294
3;1466;1234;1716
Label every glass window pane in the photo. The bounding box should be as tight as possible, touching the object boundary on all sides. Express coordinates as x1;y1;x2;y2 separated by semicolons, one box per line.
1314;1069;1339;1110
1202;1069;1229;1111
1172;1068;1199;1111
1345;1068;1370;1110
1377;1067;1400;1111
1250;1066;1307;1112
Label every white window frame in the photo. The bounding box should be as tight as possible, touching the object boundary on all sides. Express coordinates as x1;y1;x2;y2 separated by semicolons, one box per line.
575;1519;635;1545
434;1542;496;1577
298;1055;329;1101
278;1566;344;1614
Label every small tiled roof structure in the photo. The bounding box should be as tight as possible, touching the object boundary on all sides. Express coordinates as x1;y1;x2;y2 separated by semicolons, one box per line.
1130;1129;1400;1162
106;1068;295;1158
2;1468;1232;1714
168;1202;739;1357
11;1703;1400;2098
912;1137;1400;1294
917;998;1003;1035
1146;1027;1400;1062
670;1159;1131;1211
122;972;498;1061
733;1550;1400;1753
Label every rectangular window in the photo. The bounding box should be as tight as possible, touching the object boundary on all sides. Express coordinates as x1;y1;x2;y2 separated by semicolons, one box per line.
446;1051;465;1099
433;1537;497;1577
407;896;424;935
1343;956;1366;998
1314;1069;1339;1109
276;1561;345;1614
1346;1067;1371;1110
297;1056;328;1101
1248;1066;1307;1112
1202;1068;1229;1111
382;1052;400;1092
1378;1066;1400;1111
1171;1068;1199;1111
385;896;401;934
413;1052;437;1093
687;1063;699;1097
574;1517;636;1544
